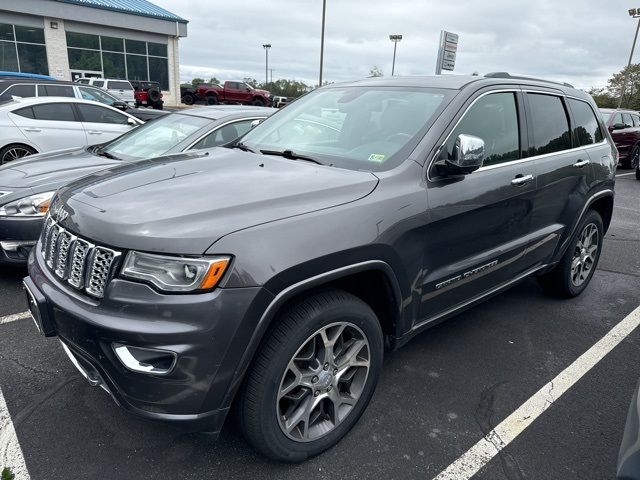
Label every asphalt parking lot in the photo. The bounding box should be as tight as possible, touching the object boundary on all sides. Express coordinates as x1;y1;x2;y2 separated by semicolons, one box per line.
0;171;638;480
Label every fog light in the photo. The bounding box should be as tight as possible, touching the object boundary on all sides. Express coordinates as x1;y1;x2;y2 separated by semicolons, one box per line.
113;344;177;375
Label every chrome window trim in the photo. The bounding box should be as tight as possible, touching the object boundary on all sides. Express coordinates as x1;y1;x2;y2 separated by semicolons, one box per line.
184;116;267;151
427;88;611;179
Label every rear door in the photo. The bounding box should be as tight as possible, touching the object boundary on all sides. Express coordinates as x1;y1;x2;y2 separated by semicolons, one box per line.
75;103;136;144
224;82;243;102
37;84;75;98
610;112;634;161
9;102;87;151
524;90;596;266
421;88;538;321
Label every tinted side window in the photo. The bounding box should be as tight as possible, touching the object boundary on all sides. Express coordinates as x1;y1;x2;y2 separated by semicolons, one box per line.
613;113;623;126
622;113;633;128
93;80;105;88
77;104;128;124
227;82;239;90
568;99;604;146
39;85;75;97
0;84;36;101
192;119;256;150
13;107;34;119
633;114;640;127
108;81;132;90
527;94;571;156
444;92;519;167
31;103;76;121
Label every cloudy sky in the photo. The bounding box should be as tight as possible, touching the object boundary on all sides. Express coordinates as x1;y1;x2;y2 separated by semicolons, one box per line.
153;0;630;90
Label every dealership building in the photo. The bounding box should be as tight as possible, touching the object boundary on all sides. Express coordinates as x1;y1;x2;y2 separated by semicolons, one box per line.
0;0;187;104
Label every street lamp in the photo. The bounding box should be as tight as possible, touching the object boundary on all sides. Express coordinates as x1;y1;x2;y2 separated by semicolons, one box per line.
618;9;640;108
262;44;271;88
319;0;327;87
389;34;403;76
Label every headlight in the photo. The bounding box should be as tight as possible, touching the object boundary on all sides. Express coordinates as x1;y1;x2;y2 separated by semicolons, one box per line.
0;191;55;217
121;251;231;293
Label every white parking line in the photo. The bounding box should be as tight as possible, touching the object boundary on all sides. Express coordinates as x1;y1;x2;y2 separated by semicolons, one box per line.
616;172;636;177
0;312;30;325
433;304;640;480
0;386;30;479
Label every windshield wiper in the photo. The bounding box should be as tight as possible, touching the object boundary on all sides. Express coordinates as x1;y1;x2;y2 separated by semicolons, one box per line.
259;149;323;165
94;148;120;160
231;142;259;154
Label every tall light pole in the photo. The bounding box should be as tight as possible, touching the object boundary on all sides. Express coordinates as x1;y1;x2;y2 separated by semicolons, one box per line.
619;9;640;108
262;44;271;88
389;34;403;76
319;0;327;87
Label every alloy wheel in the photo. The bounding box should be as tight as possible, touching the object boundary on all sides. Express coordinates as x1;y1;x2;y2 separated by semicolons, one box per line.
570;222;599;287
276;322;370;442
2;146;32;164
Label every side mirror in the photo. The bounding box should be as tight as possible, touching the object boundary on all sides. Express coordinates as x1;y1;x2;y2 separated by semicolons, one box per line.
612;122;627;130
445;134;485;174
113;101;129;110
127;117;137;126
250;119;263;129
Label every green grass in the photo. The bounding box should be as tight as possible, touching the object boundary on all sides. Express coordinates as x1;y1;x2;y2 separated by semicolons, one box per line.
1;467;15;480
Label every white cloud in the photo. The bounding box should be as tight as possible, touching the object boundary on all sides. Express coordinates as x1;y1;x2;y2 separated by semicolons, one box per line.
153;0;632;90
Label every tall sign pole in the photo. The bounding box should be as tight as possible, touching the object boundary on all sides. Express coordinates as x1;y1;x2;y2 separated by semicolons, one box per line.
319;0;327;87
435;31;458;75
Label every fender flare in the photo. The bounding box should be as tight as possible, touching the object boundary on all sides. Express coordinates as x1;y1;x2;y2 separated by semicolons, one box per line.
220;260;403;408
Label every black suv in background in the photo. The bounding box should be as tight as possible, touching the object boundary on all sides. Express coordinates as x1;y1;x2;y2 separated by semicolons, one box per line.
25;73;615;462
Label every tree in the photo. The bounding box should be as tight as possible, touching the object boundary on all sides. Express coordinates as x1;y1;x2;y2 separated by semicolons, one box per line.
587;87;617;109
369;66;383;77
243;77;259;88
191;77;205;87
606;63;640;110
208;77;221;85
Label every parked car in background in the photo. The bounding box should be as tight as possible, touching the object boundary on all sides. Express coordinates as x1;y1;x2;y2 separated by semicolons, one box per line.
0;97;142;164
0;106;274;264
183;81;272;106
82;78;136;105
272;95;290;108
0;77;165;122
24;74;615;462
131;80;163;110
600;108;640;169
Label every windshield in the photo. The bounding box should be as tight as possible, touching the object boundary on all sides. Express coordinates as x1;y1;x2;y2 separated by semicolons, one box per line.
600;111;611;123
241;86;452;171
78;86;118;106
102;113;212;160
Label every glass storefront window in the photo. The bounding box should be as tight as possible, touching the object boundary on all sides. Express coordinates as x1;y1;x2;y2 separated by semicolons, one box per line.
0;41;18;71
148;42;167;57
16;43;48;75
15;25;45;44
126;54;148;81
149;57;168;90
0;24;14;41
102;52;126;79
66;31;99;49
101;36;123;52
125;39;146;55
68;48;101;71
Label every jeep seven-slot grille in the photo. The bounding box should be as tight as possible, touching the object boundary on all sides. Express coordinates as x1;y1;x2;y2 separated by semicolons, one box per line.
40;216;120;299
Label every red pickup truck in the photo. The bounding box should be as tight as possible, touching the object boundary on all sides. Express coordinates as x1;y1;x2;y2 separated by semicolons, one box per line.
183;81;272;107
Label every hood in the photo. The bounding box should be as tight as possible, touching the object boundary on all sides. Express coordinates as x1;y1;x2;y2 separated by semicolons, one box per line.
0;147;120;192
55;148;378;254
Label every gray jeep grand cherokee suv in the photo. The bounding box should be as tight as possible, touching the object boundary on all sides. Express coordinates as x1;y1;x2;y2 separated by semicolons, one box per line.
24;73;616;462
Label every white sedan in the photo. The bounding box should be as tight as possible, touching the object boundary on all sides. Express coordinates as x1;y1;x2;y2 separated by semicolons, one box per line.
0;97;142;164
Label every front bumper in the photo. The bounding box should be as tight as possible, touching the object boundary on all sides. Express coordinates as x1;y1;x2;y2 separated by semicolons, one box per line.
0;216;44;264
27;246;272;433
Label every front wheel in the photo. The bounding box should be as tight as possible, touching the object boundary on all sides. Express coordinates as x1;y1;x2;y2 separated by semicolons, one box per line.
538;209;603;297
239;289;383;462
252;98;265;107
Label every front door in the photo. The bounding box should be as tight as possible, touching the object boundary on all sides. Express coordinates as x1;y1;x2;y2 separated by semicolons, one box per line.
420;89;538;322
75;103;136;145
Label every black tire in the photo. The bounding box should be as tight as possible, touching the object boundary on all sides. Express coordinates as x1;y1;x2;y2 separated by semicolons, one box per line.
0;144;36;165
207;94;219;105
181;92;195;105
152;102;163;111
636;164;640;180
147;88;161;104
627;145;640;170
252;98;265;107
538;209;604;298
239;288;383;462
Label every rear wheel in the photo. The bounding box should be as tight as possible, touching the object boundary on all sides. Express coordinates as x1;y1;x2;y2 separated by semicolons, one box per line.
0;144;36;165
207;95;219;105
628;145;640;170
538;209;603;297
181;92;195;105
239;289;383;462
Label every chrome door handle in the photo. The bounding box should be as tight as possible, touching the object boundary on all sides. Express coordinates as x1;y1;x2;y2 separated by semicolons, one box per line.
24;128;41;132
511;174;534;186
573;159;590;168
87;131;102;135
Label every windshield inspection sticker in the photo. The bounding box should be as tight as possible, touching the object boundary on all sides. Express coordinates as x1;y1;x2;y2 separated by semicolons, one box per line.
368;154;386;163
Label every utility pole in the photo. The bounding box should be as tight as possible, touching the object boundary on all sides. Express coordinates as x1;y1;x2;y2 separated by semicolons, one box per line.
619;9;640;108
319;0;326;87
262;44;271;88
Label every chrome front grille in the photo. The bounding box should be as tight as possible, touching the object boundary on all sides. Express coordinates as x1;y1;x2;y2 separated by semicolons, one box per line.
40;216;121;299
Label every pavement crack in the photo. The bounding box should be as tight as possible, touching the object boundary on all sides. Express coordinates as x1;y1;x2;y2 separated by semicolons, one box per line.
0;351;58;377
596;268;640;279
